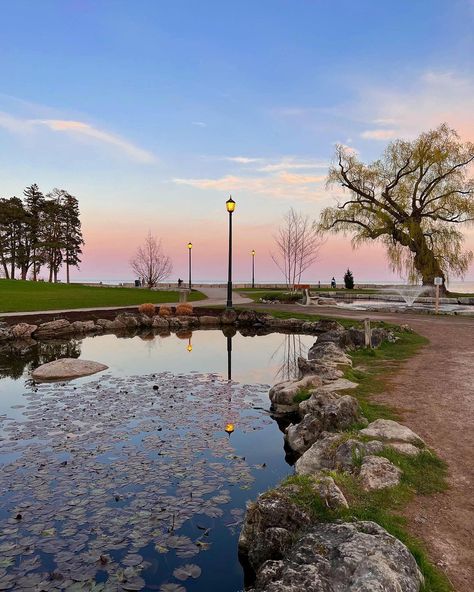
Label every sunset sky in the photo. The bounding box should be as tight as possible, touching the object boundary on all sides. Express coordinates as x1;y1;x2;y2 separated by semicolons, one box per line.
1;0;474;284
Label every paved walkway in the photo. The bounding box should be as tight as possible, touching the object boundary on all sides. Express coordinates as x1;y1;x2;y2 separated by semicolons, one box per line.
247;302;474;592
0;287;252;318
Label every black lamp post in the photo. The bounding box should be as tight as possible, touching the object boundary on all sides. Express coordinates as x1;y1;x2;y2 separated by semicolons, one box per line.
251;249;255;289
187;242;192;290
226;196;235;308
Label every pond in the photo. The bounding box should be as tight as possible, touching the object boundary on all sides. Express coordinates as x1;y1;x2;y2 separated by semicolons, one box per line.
0;330;314;592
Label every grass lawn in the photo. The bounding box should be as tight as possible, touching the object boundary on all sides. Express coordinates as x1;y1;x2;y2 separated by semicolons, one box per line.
0;279;206;313
237;287;379;301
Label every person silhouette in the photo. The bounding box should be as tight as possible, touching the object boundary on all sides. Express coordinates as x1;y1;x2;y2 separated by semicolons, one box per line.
331;277;336;288
178;278;183;287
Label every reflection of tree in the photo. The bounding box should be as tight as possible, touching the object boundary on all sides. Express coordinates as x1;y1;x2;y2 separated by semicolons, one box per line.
0;339;82;380
270;334;308;382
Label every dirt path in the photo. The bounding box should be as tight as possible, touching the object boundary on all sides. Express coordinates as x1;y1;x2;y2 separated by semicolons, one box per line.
249;304;474;591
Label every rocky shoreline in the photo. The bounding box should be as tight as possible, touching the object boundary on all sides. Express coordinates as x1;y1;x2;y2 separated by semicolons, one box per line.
239;320;432;592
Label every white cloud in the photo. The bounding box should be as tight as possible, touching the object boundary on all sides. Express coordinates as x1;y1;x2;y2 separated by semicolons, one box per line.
360;129;397;140
257;158;328;172
192;121;207;127
223;156;262;164
0;112;156;163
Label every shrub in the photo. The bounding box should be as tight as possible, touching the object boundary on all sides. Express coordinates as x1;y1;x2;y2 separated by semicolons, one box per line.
138;303;156;317
259;292;301;303
158;305;172;317
176;303;193;316
344;269;355;290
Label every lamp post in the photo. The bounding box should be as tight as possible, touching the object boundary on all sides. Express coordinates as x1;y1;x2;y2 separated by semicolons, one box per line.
187;242;192;290
251;249;255;289
226;196;236;308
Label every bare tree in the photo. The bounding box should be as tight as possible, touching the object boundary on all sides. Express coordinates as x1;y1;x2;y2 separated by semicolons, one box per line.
130;232;172;288
272;208;325;290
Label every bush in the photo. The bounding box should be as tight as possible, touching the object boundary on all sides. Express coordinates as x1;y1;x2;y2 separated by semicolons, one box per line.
175;303;194;316
138;303;156;317
158;305;172;317
260;292;301;303
344;269;355;290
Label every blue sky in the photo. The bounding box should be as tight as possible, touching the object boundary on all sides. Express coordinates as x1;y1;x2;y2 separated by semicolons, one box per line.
1;0;473;282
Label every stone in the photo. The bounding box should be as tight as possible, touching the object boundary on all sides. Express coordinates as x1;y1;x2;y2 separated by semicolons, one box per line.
359;455;402;490
316;377;359;392
269;375;323;414
360;419;425;446
389;442;421;456
152;316;170;329
238;486;312;571
114;313;139;328
317;297;337;305
285;414;326;455
334;438;384;472
307;342;352;366
34;319;72;338
312;319;345;333
264;317;304;330
0;326;13;341
297;357;344;382
11;323;37;339
310;476;348;509
295;432;342;475
96;319;114;330
71;320;96;333
31;358;108;381
198;315;220;326
136;313;153;327
247;520;423;592
237;310;258;325
220;309;238;324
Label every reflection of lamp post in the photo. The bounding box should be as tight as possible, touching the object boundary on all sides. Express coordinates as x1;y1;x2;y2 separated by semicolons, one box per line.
251;249;255;289
227;334;232;381
187;242;192;290
187;336;192;352
226;196;236;308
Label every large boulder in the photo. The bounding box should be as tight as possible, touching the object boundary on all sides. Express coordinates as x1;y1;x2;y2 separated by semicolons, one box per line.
295;432;342;475
264;317;304;331
307;342;352;366
220;309;238;324
359;455;402;491
269;375;323;414
11;323;37;339
237;310;259;325
239;486;312;571
297;357;344;382
34;319;72;338
334;438;384;472
247;520;423;592
286;391;361;455
360;419;425;446
0;326;13;341
198;315;220;326
312;319;345;334
152;316;170;329
114;313;139;329
70;320;96;333
31;358;108;380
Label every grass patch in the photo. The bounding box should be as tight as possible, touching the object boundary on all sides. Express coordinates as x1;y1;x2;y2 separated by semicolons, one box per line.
292;387;312;404
0;279;206;313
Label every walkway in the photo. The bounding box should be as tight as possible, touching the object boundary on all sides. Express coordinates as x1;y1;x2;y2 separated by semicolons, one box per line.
247;302;474;592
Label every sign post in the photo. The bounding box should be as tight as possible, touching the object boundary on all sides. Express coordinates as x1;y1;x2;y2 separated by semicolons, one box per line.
434;277;443;314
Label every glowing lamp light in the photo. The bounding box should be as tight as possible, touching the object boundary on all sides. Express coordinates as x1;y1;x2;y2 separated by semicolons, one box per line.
225;423;235;435
188;242;192;249
187;338;193;352
251;249;255;256
226;196;236;213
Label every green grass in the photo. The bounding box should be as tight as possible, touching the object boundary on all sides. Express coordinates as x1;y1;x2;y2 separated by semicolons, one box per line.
0;279;206;312
292;387;312;404
237;287;379;301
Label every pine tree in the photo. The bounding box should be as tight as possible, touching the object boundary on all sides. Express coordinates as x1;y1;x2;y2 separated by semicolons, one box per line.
60;192;84;283
344;268;354;290
23;184;46;280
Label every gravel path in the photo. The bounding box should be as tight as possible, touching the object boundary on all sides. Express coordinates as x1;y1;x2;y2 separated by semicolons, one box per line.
249;303;474;592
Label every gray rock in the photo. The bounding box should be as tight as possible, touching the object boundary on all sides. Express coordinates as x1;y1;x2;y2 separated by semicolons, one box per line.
31;358;108;381
220;309;238;324
307;342;352;366
96;319;114;330
334;438;385;473
312;319;345;334
316;378;359;392
269;375;323;414
238;486;312;571
35;319;72;338
11;323;38;339
136;313;153;327
310;476;348;509
359;455;402;491
389;442;421;456
70;320;96;333
360;419;425;446
0;326;13;341
237;310;258;324
198;315;220;326
295;432;342;475
114;313;139;329
317;297;337;305
264;317;304;330
285;414;326;455
298;390;361;426
248;520;423;592
297;357;344;382
152;316;170;329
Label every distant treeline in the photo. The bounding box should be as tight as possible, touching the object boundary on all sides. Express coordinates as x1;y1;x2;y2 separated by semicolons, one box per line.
0;184;83;283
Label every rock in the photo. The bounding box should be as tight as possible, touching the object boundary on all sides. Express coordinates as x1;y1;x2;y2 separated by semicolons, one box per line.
312;319;345;334
307;342;352;366
264;317;304;330
31;358;108;381
310;476;348;509
136;313;153;327
34;319;72;338
389;442;421;456
152;316;170;329
269;375;323;414
371;327;393;347
295;432;342;475
316;377;359;392
360;419;425;446
334;438;384;472
359;455;402;490
297;357;344;382
114;313;139;329
346;327;366;348
198;315;220;326
96;319;114;330
317;297;337;305
70;320;96;333
237;310;258;325
220;309;238;324
0;326;13;341
248;520;423;592
287;391;361;455
238;486;312;571
11;323;38;339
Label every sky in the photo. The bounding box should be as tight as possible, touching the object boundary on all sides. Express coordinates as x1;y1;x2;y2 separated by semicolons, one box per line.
1;0;474;284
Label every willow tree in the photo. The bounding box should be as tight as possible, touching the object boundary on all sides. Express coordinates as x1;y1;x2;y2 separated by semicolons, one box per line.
320;125;474;286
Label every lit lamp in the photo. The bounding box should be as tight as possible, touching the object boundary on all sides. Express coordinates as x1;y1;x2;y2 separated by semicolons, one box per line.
226;196;236;308
251;249;255;289
187;336;193;352
187;242;192;290
225;423;235;436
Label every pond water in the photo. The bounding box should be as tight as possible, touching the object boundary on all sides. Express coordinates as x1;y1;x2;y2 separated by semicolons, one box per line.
0;330;314;592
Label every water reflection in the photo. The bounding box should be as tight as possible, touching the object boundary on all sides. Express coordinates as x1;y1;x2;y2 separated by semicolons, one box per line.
270;334;309;381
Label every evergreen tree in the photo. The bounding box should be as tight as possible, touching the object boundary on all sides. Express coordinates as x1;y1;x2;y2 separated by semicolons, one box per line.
344;268;354;289
60;192;84;283
23;184;45;280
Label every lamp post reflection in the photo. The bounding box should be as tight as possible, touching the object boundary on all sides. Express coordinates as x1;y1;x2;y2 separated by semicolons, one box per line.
187;336;192;352
225;331;235;436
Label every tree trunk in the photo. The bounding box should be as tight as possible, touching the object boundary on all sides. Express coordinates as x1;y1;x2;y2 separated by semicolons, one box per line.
411;229;445;287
